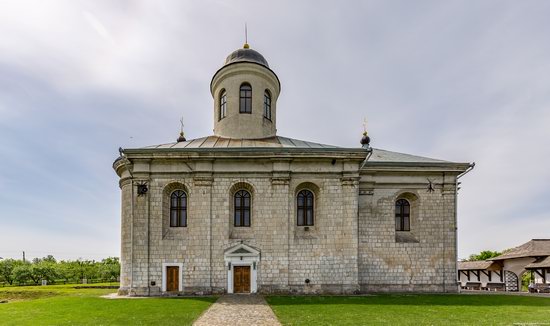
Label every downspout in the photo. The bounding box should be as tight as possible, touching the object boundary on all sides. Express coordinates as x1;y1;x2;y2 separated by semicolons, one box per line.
210;178;213;293
147;179;151;296
358;146;372;292
124;155;135;295
287;176;291;291
359;148;373;170
442;172;446;293
454;162;475;293
130;179;134;294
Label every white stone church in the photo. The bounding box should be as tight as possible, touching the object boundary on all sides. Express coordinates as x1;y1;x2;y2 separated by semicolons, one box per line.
113;43;473;295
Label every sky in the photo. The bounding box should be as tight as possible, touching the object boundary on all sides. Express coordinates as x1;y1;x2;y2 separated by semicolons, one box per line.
0;0;549;261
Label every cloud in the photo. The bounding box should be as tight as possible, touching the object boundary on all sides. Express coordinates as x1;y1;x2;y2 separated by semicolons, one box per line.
0;0;549;260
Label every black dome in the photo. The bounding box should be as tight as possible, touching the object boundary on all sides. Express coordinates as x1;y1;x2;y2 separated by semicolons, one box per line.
224;47;269;68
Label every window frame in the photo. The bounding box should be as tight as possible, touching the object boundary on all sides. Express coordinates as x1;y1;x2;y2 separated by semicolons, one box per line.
239;83;252;114
170;190;188;227
219;90;227;120
234;190;251;227
297;189;315;226
395;198;410;231
263;90;272;120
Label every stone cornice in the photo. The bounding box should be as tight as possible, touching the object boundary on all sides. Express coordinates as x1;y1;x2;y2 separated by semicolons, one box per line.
113;156;132;177
122;148;367;162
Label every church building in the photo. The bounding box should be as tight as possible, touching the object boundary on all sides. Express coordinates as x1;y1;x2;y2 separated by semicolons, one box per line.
113;42;473;295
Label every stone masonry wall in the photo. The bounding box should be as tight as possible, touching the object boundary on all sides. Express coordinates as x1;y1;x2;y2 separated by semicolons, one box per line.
358;173;459;293
117;157;362;295
117;156;462;295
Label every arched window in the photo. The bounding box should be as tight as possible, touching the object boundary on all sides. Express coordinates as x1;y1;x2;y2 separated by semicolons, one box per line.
395;199;410;231
219;90;227;120
239;83;252;113
170;190;187;227
234;190;251;227
263;90;271;120
297;190;314;226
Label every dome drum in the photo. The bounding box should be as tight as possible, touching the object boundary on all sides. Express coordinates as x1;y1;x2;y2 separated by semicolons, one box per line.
211;46;280;140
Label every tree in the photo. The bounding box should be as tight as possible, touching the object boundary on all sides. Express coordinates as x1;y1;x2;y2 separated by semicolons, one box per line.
3;256;121;286
0;259;21;285
56;261;75;283
32;261;58;284
468;250;501;261
70;259;100;281
99;257;120;281
12;262;33;284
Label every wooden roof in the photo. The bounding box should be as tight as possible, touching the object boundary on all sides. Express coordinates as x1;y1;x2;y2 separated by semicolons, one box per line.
489;239;550;261
525;256;550;269
457;260;497;271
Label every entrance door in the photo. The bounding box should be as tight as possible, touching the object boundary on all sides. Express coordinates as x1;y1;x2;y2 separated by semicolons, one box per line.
233;266;251;293
167;266;179;292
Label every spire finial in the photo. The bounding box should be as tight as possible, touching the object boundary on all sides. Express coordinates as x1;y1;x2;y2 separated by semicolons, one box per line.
243;23;249;49
360;116;371;149
177;116;186;142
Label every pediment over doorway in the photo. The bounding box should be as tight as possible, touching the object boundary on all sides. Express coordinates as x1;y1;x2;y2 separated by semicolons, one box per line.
224;243;260;258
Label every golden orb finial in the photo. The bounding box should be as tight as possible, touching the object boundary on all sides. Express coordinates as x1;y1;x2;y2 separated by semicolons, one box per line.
243;43;250;49
361;116;371;148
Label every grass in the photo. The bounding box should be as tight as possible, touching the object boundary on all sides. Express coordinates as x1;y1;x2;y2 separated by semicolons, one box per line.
0;284;216;325
3;285;550;325
267;294;550;325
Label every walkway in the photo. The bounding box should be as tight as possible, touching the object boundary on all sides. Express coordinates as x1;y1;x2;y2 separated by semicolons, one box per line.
193;294;281;326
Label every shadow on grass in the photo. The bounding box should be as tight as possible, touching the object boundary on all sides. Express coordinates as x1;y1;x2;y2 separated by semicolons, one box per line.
266;294;550;307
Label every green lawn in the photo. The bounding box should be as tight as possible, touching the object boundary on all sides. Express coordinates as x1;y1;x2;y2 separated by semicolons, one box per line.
0;284;216;325
3;286;550;325
267;294;550;325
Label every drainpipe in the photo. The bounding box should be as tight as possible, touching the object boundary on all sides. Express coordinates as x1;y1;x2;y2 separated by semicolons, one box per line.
454;162;475;293
210;177;213;294
442;172;446;293
359;148;373;170
287;177;291;292
358;148;372;292
130;178;134;294
124;155;135;296
147;179;151;296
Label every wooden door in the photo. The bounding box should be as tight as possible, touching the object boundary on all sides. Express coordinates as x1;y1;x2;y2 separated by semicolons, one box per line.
233;266;251;293
167;266;179;292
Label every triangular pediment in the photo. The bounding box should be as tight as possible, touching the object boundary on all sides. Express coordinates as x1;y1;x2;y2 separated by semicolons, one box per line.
224;243;260;257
